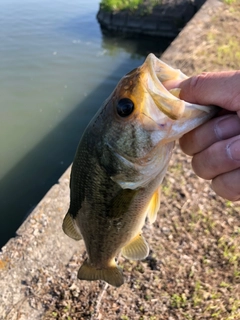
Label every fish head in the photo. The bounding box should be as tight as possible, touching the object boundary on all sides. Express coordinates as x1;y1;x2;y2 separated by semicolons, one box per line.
99;53;217;161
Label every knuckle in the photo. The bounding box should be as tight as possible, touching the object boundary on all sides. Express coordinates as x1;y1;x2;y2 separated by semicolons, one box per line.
191;141;224;180
179;127;203;156
189;73;211;97
229;92;240;111
225;71;240;110
191;151;212;180
179;134;193;156
212;169;240;201
212;179;239;202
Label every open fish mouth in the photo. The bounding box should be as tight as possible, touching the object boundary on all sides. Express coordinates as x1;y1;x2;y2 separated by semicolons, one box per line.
142;54;215;121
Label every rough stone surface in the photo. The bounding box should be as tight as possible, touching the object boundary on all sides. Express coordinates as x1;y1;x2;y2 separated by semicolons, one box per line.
97;0;206;38
161;0;223;70
0;168;83;320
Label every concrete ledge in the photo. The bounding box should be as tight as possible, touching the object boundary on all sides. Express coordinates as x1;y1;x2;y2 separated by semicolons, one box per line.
0;168;83;319
0;1;223;318
161;0;223;72
97;0;207;38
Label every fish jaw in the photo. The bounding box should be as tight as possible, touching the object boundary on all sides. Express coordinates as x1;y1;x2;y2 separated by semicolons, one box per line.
166;101;218;142
137;53;219;142
142;53;187;120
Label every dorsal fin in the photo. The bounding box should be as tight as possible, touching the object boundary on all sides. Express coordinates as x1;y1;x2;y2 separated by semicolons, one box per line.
121;234;149;260
62;212;82;241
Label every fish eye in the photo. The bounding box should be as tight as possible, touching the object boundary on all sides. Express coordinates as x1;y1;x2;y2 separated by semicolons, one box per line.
117;98;134;117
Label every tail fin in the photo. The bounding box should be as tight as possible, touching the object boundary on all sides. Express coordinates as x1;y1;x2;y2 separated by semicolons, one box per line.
77;260;124;287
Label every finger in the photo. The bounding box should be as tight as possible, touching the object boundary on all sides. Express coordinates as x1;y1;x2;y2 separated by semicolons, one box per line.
191;136;240;180
178;71;240;112
212;168;240;201
163;79;182;90
179;114;240;156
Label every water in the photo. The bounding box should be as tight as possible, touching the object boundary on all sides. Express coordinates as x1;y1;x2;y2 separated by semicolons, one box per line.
0;0;170;248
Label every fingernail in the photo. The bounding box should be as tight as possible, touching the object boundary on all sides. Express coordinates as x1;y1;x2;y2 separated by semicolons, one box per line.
226;139;240;161
215;115;233;140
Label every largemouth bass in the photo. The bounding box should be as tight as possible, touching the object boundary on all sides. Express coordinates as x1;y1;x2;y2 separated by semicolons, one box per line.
63;54;217;287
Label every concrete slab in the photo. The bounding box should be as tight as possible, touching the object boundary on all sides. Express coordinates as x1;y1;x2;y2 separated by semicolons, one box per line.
0;167;83;320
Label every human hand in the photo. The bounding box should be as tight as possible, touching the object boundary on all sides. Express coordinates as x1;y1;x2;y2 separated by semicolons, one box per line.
164;71;240;201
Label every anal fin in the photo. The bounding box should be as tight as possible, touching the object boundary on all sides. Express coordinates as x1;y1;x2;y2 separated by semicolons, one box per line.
146;187;161;224
62;212;82;241
78;259;124;287
121;234;149;260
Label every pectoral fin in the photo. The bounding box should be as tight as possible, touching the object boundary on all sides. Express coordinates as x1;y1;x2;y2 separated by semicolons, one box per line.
146;188;161;224
62;212;82;241
121;234;149;260
78;259;124;287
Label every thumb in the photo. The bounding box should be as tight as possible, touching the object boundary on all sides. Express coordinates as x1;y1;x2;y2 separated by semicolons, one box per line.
164;71;240;112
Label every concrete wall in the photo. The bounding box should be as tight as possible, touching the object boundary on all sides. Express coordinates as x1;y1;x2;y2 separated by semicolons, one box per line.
97;0;207;38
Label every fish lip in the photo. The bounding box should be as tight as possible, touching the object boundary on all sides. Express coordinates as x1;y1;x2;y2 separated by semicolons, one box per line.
142;53;187;120
145;53;188;84
141;54;217;123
